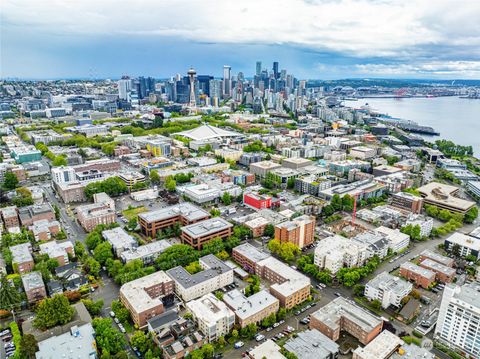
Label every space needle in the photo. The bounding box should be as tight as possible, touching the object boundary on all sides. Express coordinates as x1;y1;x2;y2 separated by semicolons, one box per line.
187;67;196;108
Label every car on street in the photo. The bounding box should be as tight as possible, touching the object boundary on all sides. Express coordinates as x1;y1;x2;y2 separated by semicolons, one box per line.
266;327;273;332
294;310;301;316
255;334;265;342
334;292;342;297
109;311;116;317
273;322;280;328
114;318;120;324
279;320;285;324
234;341;244;349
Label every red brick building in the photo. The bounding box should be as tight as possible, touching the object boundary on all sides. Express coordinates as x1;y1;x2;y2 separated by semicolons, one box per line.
243;192;272;210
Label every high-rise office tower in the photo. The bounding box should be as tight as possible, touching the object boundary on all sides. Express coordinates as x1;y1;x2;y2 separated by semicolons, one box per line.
117;76;132;101
435;282;480;357
223;65;231;98
273;61;279;79
209;79;221;100
256;61;262;76
187;68;197;107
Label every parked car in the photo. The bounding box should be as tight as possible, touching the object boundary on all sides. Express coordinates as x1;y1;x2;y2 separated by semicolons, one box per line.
255;334;265;342
109;311;116;317
273;322;280;328
266;327;273;332
114;318;120;324
334;292;342;297
279;320;285;324
234;341;245;349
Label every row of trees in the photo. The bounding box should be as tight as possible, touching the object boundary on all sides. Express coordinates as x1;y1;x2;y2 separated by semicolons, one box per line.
297;254;332;284
336;256;382;287
267;239;300;262
35;142;67;166
84;177;128;199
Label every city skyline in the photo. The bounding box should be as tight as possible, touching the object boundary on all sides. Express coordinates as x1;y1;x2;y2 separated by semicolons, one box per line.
2;0;480;79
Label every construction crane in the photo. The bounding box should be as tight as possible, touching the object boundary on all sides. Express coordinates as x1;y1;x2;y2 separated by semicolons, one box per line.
351;193;359;225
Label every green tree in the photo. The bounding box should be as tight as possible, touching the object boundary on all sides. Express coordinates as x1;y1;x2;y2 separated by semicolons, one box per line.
221;191;232;205
202;344;214;358
52;155;68;167
83;256;101;277
2;171;19;190
267;239;300;262
92;318;127;355
353;284;365;297
34;294;74;329
94;241;114;265
20;333;38;359
155;244;199;271
287;177;295;189
370;299;382;311
85;232;102;250
130;331;150;353
0;274;21;311
231;329;239;340
201;238;225;256
263;224;275;238
164;176;176;192
277;308;286;320
149;170;161;184
185;261;202;275
111;300;131;323
82;299;104;316
331;194;343;211
465;207;479;224
74;241;86;258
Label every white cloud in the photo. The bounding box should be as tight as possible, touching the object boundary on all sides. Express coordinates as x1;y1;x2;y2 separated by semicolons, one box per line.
3;0;480;59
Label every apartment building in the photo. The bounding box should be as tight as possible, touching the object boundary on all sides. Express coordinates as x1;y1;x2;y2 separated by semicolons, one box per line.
29;219;60;241
120;240;172;265
310;297;383;345
22;271;46;304
375;226;410;253
180;217;233;250
284;329;339;359
399;262;436;289
51;166;77;184
182;184;220;204
223;289;279;328
274;215;316;249
166;254;234;302
18;203;55;227
119;271;175;329
405;214;434;237
364;272;412;308
76;203;116;232
138;203;210;238
10;242;34;274
352;330;404;359
39;241;75;266
244;217;270;238
93;192;115;210
444;232;480;259
257;256;311;309
350;147;377;160
232;243;270;274
435;282;480;357
281;157;312;170
1;206;19;229
419;250;454;267
102;227;137;256
249;160;282;178
314;235;369;274
419;258;456;284
55;182;86;203
186;293;235;342
73;158;121;173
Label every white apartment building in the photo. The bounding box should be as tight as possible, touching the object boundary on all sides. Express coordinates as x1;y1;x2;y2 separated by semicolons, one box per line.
181;184;221;204
186;293;235;342
435;282;480;357
364;272;412;309
405;214;434;237
166;255;234;302
444;232;480;259
375;226;410;253
51;166;76;184
314;235;369;274
350;147;377;160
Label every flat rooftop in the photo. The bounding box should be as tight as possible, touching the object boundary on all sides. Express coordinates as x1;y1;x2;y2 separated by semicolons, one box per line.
400;262;436;279
223;289;278;320
22;271;44;291
284;329;339;359
119;271;172;313
445;232;480;251
10;242;33;263
181;217;232;239
166;254;232;289
352;330;403;359
417;182;475;212
102;227;136;249
366;271;412;294
138;203;209;223
420;250;454;267
233;243;270;263
420;258;456;276
120;240;172;263
311;297;382;334
186;293;234;324
249;340;285;359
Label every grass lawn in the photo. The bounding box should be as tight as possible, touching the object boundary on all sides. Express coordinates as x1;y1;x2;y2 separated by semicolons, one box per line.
122;206;147;220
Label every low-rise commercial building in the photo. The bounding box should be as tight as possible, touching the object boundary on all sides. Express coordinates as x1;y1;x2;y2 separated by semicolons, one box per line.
352;330;404;359
417;182;476;214
76;203;116;232
243;191;272;210
365;272;412;308
223;289;279;328
139;203;210;238
186;293;235;342
274;215;316;249
310;297;383;345
350;147;377;160
249;160;282;178
282;157;312;170
119;271;175;329
166;254;234;302
248;340;285;359
419;258;456;283
284;329;339;359
399;262;436;289
22;271;46;304
180;217;233;250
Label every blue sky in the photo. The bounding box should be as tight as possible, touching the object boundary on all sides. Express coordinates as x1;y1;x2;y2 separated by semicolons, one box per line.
2;0;480;80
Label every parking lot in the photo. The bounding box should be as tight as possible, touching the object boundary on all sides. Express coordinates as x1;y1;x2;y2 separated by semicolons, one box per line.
0;328;14;359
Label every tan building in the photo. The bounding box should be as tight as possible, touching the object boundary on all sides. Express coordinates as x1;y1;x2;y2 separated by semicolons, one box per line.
180;217;233;250
224;289;279;328
274;215;316;249
417;182;476;214
244;217;269;238
390;192;424;214
76;203;116;232
138;203;210;238
55;182;86;203
419;258;456;284
310;297;383;345
257;256;310;309
22;271;46;304
119;271;174;329
232;243;270;274
352;330;404;359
